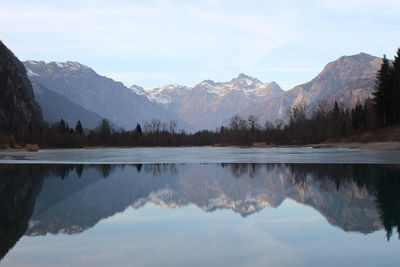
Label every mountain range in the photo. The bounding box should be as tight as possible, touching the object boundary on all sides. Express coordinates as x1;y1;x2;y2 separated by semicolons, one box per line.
0;40;383;132
127;53;381;129
23;53;380;131
130;75;284;129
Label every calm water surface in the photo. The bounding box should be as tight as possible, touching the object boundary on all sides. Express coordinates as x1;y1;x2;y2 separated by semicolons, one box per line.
1;161;400;266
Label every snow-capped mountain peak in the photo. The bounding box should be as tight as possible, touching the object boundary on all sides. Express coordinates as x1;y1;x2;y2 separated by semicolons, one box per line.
230;73;262;88
124;75;284;130
192;74;282;98
199;79;217;86
129;85;147;96
140;84;190;105
25;60;91;75
51;61;89;71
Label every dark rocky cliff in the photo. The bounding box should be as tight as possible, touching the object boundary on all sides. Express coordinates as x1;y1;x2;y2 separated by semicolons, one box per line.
0;41;42;128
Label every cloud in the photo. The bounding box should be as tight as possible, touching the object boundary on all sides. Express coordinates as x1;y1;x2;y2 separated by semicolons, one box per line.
1;0;399;87
0;0;294;57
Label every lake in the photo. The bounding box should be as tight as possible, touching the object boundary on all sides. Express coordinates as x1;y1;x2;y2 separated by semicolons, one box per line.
1;147;400;164
1;148;400;266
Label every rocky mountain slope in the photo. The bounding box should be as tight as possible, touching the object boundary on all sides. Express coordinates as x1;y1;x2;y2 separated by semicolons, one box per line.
174;75;283;129
0;42;43;128
32;82;105;129
23;61;182;130
135;74;284;130
240;53;382;124
130;84;191;108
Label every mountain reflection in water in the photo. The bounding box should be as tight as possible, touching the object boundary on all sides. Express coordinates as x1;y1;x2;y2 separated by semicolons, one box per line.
1;163;400;261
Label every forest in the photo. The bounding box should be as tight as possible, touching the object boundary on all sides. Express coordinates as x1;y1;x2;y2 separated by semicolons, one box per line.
1;48;400;149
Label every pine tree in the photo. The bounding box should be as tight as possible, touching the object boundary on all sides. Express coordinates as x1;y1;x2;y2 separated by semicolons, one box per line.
135;123;143;136
352;103;366;132
75;120;84;135
98;119;111;144
392;48;400;123
333;101;340;119
372;55;392;127
56;119;68;134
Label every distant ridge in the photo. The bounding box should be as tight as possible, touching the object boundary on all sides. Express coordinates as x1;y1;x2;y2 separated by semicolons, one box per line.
31;82;105;129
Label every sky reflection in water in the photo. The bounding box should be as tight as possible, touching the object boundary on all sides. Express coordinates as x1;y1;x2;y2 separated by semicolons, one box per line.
1;163;400;266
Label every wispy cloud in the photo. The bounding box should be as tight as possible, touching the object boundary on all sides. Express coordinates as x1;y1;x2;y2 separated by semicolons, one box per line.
1;0;399;88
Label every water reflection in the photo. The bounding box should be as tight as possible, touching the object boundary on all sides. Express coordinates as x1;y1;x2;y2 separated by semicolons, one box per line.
1;163;400;261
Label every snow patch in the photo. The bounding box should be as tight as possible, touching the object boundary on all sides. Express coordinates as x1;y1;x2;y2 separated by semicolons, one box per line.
139;75;282;106
27;68;38;77
53;61;87;71
146;84;189;104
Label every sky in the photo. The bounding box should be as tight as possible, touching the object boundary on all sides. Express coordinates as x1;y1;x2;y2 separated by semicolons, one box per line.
1;0;400;90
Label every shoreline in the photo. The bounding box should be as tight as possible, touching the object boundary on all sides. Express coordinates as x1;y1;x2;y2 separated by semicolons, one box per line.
1;141;400;151
310;142;400;150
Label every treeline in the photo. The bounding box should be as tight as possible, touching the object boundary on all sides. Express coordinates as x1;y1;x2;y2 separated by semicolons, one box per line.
1;48;399;148
0;118;185;148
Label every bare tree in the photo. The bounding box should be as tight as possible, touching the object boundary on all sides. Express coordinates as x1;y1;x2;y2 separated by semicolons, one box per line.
238;118;248;130
151;118;162;133
169;120;178;134
230;115;241;130
161;122;168;132
289;102;307;125
274;119;284;130
248;115;258;131
143;122;152;133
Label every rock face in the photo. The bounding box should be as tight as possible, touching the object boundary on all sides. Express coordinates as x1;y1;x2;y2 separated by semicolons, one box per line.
174;76;283;129
136;74;284;130
319;78;376;108
23;61;181;130
240;53;382;124
0;42;43;128
32;82;105;129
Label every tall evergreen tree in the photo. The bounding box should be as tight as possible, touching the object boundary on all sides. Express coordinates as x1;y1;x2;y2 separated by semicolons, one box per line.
333;101;340;119
372;55;392;127
56;119;68;134
392;48;400;123
352;103;366;132
98;119;111;144
75;120;83;135
135;123;143;136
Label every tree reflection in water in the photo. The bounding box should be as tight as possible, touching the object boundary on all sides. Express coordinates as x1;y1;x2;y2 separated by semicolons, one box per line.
1;163;400;261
